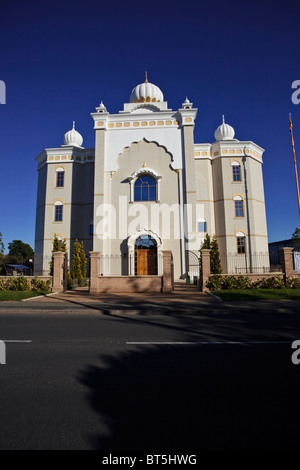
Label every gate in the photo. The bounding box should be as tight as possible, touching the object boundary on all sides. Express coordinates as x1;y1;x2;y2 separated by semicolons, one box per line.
295;251;300;273
187;251;200;284
63;252;68;292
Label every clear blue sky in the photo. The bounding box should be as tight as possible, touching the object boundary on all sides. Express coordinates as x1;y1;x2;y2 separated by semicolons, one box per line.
0;0;300;253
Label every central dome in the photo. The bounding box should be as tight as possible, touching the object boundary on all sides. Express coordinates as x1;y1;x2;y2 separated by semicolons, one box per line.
130;75;164;103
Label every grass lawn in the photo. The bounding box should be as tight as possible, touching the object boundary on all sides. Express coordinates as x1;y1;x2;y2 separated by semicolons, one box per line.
213;288;300;301
0;291;50;301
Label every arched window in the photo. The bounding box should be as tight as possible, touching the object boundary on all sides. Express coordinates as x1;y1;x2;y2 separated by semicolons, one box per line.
234;195;244;217
236;231;246;254
134;175;156;201
54;201;63;222
232;161;241;182
56;167;65;187
198;217;207;232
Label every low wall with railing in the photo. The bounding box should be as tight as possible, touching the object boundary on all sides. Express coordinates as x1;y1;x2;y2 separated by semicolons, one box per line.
89;251;173;294
220;252;273;274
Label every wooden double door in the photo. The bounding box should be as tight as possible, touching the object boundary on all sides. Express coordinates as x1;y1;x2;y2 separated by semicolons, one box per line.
136;249;156;275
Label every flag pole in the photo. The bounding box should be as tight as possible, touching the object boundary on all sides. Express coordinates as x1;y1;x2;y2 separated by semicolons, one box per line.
289;113;300;220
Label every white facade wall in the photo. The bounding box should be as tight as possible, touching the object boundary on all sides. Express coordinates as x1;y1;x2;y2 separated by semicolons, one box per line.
34;88;269;277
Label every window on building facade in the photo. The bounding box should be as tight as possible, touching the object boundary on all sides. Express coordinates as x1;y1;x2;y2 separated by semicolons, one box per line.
237;236;245;254
54;202;63;222
89;223;94;235
232;163;241;182
134;175;156;201
56;168;65;187
234;197;244;217
198;218;207;232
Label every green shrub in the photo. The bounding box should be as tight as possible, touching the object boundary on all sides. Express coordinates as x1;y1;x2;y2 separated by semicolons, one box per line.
207;274;290;291
10;277;30;291
207;275;223;291
235;276;252;289
222;275;239;290
0;278;11;291
292;277;300;289
254;275;284;289
31;277;51;292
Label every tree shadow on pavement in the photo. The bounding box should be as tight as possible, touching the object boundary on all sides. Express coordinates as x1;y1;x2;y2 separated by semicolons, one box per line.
78;341;300;450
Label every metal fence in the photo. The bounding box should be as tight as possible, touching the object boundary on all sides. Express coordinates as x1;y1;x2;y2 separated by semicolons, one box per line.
220;252;278;274
294;251;300;273
100;253;163;276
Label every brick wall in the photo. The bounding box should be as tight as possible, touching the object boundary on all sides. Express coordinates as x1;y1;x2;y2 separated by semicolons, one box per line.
96;275;163;293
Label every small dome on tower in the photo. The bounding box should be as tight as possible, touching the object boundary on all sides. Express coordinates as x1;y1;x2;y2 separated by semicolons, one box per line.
214;116;235;141
63;122;83;147
130;73;164;103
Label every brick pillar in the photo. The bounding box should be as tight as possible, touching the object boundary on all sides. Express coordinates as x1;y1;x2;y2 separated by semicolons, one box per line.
281;247;294;277
200;249;211;292
52;252;64;293
162;251;173;293
89;251;100;294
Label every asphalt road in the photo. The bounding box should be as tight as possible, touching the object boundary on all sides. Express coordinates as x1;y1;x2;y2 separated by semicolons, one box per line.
0;296;300;450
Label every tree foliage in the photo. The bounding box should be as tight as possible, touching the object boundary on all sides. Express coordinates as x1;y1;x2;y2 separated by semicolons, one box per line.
8;240;34;259
0;233;4;254
210;235;222;274
0;234;4;274
71;239;87;281
201;234;222;274
49;235;67;276
292;228;300;239
292;228;300;249
202;234;211;249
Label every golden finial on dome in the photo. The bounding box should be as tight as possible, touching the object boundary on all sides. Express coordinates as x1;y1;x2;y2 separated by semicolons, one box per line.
143;161;147;167
145;71;148;83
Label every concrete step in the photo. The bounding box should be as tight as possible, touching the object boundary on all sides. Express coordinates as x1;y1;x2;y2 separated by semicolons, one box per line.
173;282;200;292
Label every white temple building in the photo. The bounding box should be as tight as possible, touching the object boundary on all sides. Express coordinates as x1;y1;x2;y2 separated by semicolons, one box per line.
34;76;269;278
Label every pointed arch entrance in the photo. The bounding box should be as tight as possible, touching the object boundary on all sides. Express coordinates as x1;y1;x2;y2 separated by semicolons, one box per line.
135;235;157;275
128;228;162;276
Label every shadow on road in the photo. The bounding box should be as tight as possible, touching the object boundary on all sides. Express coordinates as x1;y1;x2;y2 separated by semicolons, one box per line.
78;341;300;450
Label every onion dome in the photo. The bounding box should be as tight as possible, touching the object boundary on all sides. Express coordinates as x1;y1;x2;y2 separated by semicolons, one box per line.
130;72;164;103
63;121;83;147
214;115;235;141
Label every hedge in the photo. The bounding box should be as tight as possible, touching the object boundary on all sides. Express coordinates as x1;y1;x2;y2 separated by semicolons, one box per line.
207;274;300;291
0;277;52;292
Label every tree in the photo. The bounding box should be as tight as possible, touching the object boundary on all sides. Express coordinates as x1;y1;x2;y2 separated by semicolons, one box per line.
8;240;34;260
202;234;211;249
201;234;222;274
0;233;5;274
71;239;87;282
292;228;300;250
210;235;222;274
49;236;67;276
0;233;4;255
